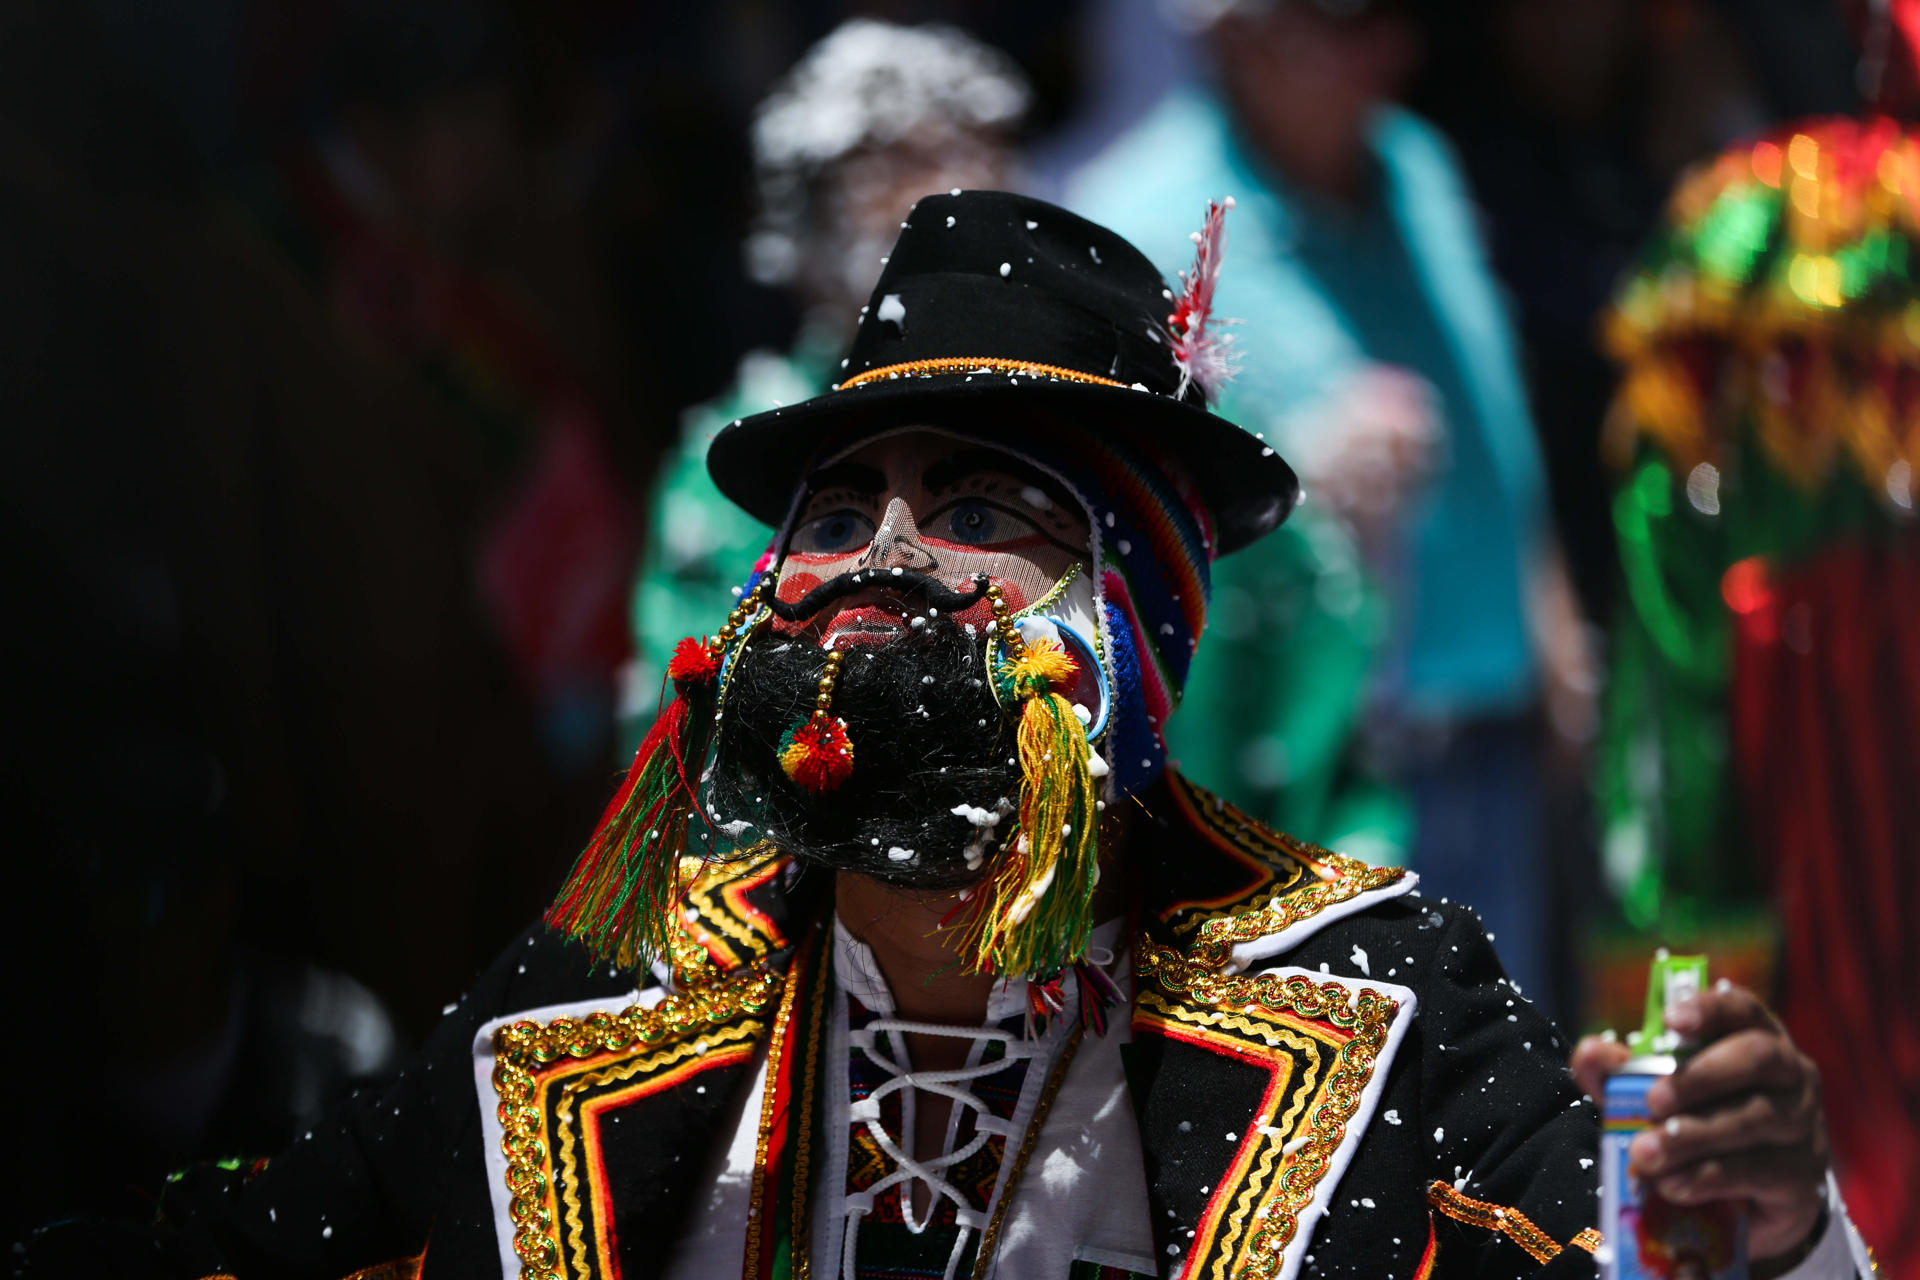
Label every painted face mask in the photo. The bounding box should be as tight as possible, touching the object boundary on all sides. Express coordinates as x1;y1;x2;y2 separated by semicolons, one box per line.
703;432;1100;971
779;430;1101;703
545;190;1291;983
545;421;1213;980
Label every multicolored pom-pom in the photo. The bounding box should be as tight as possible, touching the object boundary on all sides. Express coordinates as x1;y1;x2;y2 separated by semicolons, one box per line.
779;714;854;793
667;636;722;688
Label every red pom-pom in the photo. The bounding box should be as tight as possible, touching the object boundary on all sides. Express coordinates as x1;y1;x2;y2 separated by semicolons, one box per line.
667;636;721;687
779;715;855;793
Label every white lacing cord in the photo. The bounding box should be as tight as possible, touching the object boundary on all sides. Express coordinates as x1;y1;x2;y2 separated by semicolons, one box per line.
839;1018;1035;1280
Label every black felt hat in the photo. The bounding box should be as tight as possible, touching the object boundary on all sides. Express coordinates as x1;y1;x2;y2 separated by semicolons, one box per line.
706;190;1297;555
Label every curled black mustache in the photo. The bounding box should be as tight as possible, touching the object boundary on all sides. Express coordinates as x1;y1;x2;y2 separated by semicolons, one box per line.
767;570;990;624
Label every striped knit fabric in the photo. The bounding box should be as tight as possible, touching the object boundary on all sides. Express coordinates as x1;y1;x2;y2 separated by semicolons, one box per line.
1036;426;1213;797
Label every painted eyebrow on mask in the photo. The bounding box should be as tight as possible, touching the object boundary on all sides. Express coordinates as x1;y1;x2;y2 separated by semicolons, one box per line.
921;449;1082;520
803;459;888;499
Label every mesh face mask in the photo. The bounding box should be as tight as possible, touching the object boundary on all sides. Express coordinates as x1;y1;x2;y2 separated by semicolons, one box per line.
770;426;1102;711
546;421;1213;979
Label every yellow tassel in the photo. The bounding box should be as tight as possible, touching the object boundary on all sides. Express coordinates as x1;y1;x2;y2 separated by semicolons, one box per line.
953;616;1100;976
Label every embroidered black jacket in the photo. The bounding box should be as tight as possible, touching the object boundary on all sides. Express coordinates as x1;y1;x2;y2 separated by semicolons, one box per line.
24;776;1603;1280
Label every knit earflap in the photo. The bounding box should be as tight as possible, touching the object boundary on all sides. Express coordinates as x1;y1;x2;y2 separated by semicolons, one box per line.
545;579;772;968
948;581;1102;978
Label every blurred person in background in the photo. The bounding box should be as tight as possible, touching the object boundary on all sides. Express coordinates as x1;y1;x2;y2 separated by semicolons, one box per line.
627;14;1405;910
1069;0;1594;1021
1412;0;1860;630
1595;0;1920;1265
1403;0;1843;1053
624;17;1030;737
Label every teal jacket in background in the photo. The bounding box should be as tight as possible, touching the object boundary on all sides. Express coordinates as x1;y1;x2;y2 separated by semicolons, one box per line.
1068;88;1549;723
1172;502;1410;860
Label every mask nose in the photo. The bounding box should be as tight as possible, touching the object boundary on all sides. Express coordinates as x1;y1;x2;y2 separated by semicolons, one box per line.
861;497;937;572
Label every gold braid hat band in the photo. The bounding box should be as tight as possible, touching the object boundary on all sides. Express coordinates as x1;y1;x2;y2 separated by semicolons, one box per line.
836;357;1134;391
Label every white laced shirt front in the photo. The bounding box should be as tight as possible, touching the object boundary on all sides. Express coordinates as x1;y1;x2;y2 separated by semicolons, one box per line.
660;916;1157;1280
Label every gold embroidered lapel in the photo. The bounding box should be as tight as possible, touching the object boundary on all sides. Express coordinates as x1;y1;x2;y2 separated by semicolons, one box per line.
1131;776;1412;1280
491;965;780;1280
491;851;802;1280
1135;942;1402;1280
1156;775;1406;944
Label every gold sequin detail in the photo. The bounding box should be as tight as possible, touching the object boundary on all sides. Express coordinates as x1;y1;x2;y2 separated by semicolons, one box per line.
1136;938;1399;1280
788;938;831;1278
491;965;781;1280
1426;1181;1569;1266
1190;851;1406;948
836;357;1132;391
1158;775;1405;940
1569;1227;1604;1255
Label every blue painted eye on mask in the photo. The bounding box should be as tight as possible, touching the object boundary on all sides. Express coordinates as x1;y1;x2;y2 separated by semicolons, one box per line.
790;509;877;555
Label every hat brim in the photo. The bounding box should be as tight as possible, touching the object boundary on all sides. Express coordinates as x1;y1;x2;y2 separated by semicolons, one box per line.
706;372;1298;556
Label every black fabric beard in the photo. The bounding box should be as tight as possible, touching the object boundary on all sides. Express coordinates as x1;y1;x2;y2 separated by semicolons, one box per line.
704;616;1020;888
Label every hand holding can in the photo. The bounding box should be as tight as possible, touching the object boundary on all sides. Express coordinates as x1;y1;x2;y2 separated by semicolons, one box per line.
1578;959;1831;1278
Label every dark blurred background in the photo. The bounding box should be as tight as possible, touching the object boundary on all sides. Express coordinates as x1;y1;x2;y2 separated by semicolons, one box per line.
0;0;1872;1252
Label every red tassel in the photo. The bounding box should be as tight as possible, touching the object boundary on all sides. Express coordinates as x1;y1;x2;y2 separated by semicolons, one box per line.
546;636;724;968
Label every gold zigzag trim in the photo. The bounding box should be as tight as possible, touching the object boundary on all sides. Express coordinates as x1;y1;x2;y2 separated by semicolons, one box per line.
836;357;1132;391
678;842;788;968
1136;939;1400;1280
491;966;782;1280
556;1023;762;1279
1212;1026;1324;1280
1426;1181;1600;1266
1164;777;1403;941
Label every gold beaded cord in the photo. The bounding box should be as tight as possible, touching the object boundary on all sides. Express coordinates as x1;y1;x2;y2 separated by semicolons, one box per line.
835;356;1135;392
